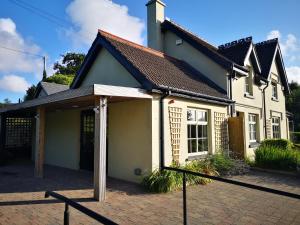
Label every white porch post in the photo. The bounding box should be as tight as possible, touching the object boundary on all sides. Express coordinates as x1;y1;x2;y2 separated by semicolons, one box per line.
35;106;45;178
94;96;107;201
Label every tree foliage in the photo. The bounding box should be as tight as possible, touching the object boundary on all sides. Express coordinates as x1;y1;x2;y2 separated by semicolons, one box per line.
286;81;300;131
0;98;11;108
23;85;37;101
45;74;75;86
53;52;85;75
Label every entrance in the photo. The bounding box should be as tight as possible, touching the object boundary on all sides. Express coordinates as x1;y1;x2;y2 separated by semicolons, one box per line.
80;110;95;171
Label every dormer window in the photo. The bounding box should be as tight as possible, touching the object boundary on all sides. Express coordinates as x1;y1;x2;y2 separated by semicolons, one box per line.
245;66;253;96
272;82;278;100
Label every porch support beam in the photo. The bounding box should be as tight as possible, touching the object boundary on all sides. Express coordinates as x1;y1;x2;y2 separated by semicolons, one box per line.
94;96;107;201
35;106;45;178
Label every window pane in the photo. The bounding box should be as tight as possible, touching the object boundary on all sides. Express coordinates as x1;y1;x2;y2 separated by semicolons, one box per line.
197;111;207;122
191;125;197;138
187;109;196;121
198;139;208;152
191;139;197;153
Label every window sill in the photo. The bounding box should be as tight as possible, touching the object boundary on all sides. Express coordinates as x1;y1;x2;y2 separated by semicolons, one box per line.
271;97;279;102
249;142;260;148
244;93;254;99
186;154;208;161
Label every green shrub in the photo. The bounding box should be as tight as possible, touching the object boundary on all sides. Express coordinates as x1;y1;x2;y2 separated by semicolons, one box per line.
261;139;293;150
255;145;300;171
209;153;234;174
45;74;75;85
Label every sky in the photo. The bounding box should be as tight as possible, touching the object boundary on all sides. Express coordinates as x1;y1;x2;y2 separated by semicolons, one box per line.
0;0;300;103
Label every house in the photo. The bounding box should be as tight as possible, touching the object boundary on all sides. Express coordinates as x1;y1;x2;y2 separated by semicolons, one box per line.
0;0;290;201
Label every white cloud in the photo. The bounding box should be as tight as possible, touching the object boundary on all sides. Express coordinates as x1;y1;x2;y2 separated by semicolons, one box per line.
266;30;298;57
0;75;30;93
0;18;44;78
65;0;145;47
286;66;300;84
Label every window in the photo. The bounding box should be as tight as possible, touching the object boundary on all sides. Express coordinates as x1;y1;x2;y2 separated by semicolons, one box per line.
248;114;257;142
245;66;253;95
272;82;278;99
187;109;208;155
272;117;281;139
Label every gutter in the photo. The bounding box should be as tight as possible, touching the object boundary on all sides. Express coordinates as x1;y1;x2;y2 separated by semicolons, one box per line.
160;90;170;170
262;81;270;138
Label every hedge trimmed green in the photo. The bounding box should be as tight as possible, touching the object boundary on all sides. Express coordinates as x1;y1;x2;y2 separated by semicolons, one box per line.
255;145;300;171
260;139;293;150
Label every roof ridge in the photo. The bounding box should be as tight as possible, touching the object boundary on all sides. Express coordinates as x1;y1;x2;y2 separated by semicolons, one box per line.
98;29;166;58
165;20;218;50
218;37;252;49
255;38;278;46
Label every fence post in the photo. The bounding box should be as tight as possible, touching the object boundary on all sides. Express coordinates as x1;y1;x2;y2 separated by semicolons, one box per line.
64;203;69;225
183;172;187;225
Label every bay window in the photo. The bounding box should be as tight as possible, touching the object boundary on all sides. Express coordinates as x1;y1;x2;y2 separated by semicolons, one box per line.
187;109;208;155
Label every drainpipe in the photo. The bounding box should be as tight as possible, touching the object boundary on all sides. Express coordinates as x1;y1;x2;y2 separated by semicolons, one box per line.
160;90;170;170
262;81;269;139
228;69;234;117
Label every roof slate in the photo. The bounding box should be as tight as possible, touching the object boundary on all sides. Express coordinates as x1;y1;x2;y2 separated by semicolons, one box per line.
255;39;278;79
39;82;69;96
98;30;229;100
218;37;252;66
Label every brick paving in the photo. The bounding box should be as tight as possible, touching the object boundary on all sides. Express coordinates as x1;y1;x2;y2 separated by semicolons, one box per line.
0;161;299;225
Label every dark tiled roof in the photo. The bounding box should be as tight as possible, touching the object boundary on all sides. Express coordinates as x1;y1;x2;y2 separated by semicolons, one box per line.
218;37;252;66
161;20;248;72
36;82;69;98
99;30;228;100
255;39;278;79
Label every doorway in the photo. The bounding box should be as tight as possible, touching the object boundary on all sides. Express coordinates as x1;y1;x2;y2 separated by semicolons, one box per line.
80;110;95;171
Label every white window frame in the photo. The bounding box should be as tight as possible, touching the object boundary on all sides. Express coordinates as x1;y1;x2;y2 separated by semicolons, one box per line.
248;114;257;143
272;117;281;139
245;66;253;96
272;82;278;100
187;108;209;156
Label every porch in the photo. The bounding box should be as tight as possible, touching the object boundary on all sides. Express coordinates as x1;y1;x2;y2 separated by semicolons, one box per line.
0;84;153;202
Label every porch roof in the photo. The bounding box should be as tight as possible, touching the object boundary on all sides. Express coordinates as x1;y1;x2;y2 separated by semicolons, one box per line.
0;84;152;114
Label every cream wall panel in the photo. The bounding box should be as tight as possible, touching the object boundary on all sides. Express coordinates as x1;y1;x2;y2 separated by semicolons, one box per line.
163;31;228;90
108;99;152;183
44;109;81;170
81;48;141;88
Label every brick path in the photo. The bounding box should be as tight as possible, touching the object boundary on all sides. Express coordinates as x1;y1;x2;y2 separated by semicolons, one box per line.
0;161;299;225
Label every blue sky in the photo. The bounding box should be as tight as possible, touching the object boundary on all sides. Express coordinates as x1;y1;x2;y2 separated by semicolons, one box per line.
0;0;299;102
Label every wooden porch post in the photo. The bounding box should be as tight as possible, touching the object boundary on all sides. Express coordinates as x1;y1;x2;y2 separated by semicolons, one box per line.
35;106;45;178
94;96;107;201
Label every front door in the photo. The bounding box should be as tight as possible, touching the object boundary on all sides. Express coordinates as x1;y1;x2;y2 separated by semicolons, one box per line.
80;110;95;171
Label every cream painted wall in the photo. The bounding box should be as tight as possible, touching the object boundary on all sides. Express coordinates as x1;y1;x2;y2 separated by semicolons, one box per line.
44;109;81;170
151;95;228;168
163;31;228;90
80;48;141;88
108;99;153;183
265;60;288;139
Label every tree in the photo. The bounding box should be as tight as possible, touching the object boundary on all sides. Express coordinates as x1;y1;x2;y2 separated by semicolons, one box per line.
286;82;300;131
45;74;74;85
0;98;11;108
53;52;85;75
23;85;37;101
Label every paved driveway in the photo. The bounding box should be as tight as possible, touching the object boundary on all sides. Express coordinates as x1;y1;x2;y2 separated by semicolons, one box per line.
0;161;299;225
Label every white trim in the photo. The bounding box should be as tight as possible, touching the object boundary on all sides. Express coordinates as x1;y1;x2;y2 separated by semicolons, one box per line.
233;66;248;76
244;44;262;73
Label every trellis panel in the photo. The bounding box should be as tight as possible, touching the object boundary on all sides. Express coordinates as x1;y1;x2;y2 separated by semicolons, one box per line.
168;107;182;163
214;112;229;152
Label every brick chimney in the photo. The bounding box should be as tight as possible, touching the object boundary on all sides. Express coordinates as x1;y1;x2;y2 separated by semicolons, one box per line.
146;0;165;51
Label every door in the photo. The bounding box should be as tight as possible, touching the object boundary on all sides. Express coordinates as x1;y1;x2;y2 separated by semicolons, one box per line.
228;116;245;158
80;110;95;171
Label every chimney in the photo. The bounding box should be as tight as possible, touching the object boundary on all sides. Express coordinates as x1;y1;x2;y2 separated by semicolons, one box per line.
146;0;165;51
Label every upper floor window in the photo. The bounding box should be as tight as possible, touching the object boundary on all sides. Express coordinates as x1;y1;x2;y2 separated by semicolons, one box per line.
187;109;208;155
248;114;257;142
272;117;281;139
245;66;253;96
272;82;278;100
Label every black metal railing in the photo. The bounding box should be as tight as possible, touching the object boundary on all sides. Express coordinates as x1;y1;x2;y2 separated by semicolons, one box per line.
45;191;118;225
163;166;300;225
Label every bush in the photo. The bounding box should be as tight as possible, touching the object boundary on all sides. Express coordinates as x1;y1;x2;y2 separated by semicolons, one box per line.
261;139;293;151
142;161;217;193
45;74;74;85
210;153;234;174
291;132;300;144
255;145;300;171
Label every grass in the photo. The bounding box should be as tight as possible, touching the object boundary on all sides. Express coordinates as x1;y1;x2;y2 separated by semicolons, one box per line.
255;145;300;171
142;153;240;193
